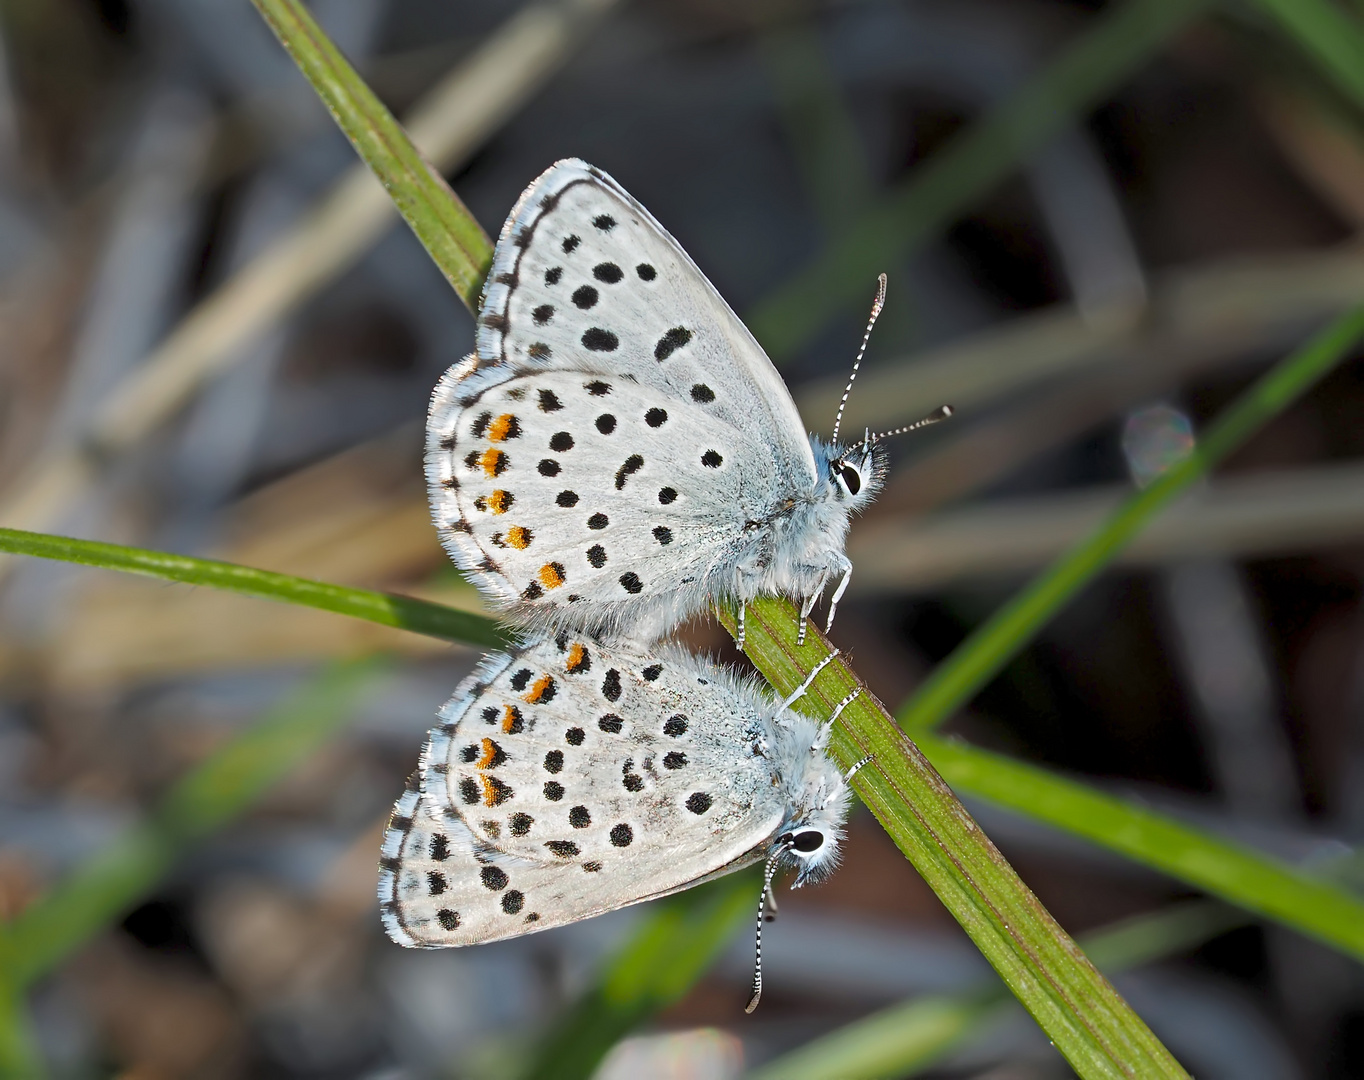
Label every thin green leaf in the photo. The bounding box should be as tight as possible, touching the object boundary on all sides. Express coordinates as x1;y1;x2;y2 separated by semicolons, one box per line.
745;0;1211;360
249;0;493;308
0;979;43;1080
519;870;757;1080
729;597;1189;1080
900;305;1364;735
3;658;385;987
748;902;1246;1080
1247;0;1364;109
919;733;1364;960
0;527;506;650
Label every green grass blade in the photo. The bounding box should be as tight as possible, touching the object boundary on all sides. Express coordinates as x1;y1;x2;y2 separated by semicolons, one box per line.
748;902;1246;1080
3;658;385;987
1247;0;1364;109
0;979;43;1080
745;0;1211;360
919;734;1364;960
519;870;757;1080
0;527;506;649
250;0;493;307
730;597;1189;1080
900;305;1364;734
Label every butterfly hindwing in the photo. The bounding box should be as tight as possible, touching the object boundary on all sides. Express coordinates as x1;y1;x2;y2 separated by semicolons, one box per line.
380;638;787;946
428;370;782;631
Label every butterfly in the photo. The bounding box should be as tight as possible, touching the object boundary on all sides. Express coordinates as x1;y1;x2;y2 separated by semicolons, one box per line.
378;633;862;1010
425;159;949;646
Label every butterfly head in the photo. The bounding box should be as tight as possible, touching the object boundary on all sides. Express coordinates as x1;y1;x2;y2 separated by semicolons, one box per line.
818;435;890;512
768;712;852;887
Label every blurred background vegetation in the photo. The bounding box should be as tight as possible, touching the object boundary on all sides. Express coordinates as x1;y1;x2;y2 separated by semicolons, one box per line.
2;0;1364;1076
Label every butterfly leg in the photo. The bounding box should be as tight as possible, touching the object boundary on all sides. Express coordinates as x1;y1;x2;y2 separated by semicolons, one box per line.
736;602;746;650
796;588;821;647
813;688;862;751
825;560;852;634
778;648;841;717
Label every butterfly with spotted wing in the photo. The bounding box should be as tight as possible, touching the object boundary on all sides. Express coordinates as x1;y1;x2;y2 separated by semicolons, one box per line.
426;159;948;645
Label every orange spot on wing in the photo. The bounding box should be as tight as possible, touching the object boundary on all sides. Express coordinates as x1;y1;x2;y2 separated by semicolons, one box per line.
477;738;498;768
479;774;512;807
478;448;507;477
538;562;565;589
524;675;555;704
566;644;587;672
501;705;523;734
488;489;512;514
488;413;519;441
506;526;532;549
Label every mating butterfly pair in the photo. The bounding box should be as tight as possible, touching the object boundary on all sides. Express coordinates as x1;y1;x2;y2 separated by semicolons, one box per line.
383;160;941;1008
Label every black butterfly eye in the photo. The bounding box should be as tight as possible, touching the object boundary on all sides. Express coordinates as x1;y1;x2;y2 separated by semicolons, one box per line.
792;830;825;852
838;464;862;497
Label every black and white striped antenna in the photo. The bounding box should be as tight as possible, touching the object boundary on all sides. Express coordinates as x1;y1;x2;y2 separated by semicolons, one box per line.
830;273;888;447
745;842;794;1013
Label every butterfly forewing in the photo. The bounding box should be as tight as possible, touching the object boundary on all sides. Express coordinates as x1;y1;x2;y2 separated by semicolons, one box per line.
476;159;813;471
380;637;786;946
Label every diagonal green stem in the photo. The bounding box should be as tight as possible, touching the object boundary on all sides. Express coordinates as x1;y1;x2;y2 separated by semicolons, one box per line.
918;734;1364;958
249;0;493;307
730;597;1188;1080
0;527;506;649
748;901;1247;1080
900;305;1364;734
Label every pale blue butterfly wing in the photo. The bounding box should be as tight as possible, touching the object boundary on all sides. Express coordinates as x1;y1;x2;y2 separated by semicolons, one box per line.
379;636;847;946
427;160;880;641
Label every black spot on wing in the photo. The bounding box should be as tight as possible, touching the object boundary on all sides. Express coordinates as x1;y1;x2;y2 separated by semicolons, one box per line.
655;327;692;361
582;328;619;352
593;262;623;283
614;455;643;489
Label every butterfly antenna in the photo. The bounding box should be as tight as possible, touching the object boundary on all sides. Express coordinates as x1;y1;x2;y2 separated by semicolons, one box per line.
746;844;792;1013
830;273;888;447
839;404;953;461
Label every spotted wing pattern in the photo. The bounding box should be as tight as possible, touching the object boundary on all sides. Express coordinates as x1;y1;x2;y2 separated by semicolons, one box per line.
379;637;785;946
426;160;821;635
427;369;784;633
473;158;813;468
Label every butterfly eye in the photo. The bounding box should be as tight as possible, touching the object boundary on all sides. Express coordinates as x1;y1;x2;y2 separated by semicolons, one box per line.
837;464;862;497
791;830;825;853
